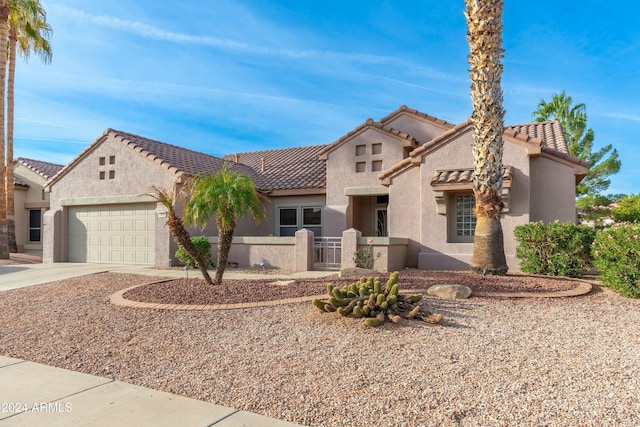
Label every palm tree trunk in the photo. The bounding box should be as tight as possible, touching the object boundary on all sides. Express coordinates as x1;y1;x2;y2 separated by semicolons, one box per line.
166;209;213;285
6;29;17;252
465;0;508;275
0;2;10;259
214;218;235;286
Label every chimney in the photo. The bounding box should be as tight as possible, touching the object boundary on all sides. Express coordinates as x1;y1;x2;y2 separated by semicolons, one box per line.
261;157;265;173
234;153;240;164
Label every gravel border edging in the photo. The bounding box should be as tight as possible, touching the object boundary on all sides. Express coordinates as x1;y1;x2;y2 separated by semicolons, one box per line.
110;279;594;311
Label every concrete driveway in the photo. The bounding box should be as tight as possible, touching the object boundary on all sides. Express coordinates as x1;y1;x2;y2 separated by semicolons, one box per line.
0;263;175;292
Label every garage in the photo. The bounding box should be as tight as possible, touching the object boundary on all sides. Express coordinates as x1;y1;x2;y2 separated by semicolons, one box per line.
68;203;155;264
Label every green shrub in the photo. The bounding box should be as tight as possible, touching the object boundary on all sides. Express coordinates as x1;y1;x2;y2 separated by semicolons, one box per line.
514;222;595;278
593;223;640;298
175;236;212;268
612;194;640;223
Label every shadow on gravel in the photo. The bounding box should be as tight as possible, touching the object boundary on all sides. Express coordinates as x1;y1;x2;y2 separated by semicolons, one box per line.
422;297;481;329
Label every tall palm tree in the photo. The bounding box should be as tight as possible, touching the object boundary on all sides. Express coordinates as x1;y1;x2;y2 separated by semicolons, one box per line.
533;91;620;196
464;0;508;275
6;0;52;252
0;0;10;259
185;164;265;285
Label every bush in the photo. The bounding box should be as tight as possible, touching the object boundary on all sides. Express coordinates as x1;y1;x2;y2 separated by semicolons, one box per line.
593;223;640;298
612;194;640;223
514;222;595;278
175;236;212;268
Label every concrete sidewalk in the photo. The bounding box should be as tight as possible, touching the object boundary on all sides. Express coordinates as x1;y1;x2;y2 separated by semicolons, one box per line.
0;263;327;426
0;262;335;291
0;356;305;427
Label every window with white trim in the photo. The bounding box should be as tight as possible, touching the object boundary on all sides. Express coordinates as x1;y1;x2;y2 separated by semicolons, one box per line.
277;206;323;236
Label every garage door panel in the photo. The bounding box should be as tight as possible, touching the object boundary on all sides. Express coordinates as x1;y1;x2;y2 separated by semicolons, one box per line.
68;203;155;265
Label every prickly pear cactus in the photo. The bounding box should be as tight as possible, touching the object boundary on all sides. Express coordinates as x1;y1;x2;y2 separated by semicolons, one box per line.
311;271;443;327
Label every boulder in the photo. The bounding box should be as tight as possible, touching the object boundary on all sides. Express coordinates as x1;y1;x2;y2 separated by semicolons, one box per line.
426;284;472;300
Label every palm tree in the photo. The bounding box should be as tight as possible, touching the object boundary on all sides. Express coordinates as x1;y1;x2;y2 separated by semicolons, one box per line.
0;0;10;259
533;91;620;196
149;187;214;286
464;0;508;275
185;164;265;285
6;0;52;252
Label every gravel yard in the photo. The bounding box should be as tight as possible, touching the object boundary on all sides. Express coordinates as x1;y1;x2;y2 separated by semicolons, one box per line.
1;270;639;426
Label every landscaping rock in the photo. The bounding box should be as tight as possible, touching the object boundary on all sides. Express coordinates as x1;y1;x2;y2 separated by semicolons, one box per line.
338;267;377;278
426;284;472;300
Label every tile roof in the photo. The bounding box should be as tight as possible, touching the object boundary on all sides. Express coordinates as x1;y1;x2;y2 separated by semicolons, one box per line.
505;121;568;155
318;118;420;159
431;166;513;187
15;157;64;180
379;105;455;129
223;144;329;191
48;129;261;190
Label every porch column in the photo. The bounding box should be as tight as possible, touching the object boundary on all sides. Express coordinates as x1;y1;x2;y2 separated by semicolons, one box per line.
295;228;314;272
341;228;361;269
42;209;62;263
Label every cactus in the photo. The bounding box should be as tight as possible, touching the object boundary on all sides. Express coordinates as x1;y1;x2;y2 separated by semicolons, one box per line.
408;294;422;303
364;317;381;327
367;294;377;310
312;299;327;312
389;284;399;297
310;272;442;328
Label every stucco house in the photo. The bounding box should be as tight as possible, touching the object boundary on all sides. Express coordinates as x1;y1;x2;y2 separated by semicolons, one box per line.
43;105;589;272
13;158;63;253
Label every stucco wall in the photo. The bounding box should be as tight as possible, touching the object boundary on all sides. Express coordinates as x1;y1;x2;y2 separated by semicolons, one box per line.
383;114;452;143
13;164;51;252
324;128;408;236
529;156;578;223
386;166;421;268
415;129;534;272
46;136;177;263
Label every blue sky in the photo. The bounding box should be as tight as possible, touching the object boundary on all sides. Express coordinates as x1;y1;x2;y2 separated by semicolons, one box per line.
15;0;640;195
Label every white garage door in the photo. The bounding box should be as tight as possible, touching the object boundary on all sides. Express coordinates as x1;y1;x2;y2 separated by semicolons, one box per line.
68;203;155;265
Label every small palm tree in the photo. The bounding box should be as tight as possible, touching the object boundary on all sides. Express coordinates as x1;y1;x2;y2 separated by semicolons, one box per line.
185;164;265;286
149;187;214;285
465;0;508;275
6;0;52;252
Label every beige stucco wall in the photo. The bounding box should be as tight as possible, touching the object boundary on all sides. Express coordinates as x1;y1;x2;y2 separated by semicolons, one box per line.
413;129;534;272
382;114;452;143
13;163;52;252
529;156;578;223
45;136;177;264
324;128;408;236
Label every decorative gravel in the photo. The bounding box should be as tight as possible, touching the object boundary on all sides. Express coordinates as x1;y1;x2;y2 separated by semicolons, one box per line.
1;271;639;426
122;270;582;305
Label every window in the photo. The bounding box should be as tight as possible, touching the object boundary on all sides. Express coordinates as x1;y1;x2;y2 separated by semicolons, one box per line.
455;194;476;237
99;156;106;166
29;210;42;242
99;171;106;180
356;162;366;173
278;206;323;236
372;143;382;155
109;170;115;179
279;208;298;236
355;145;366;156
109;155;116;164
302;207;322;236
372;160;383;172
